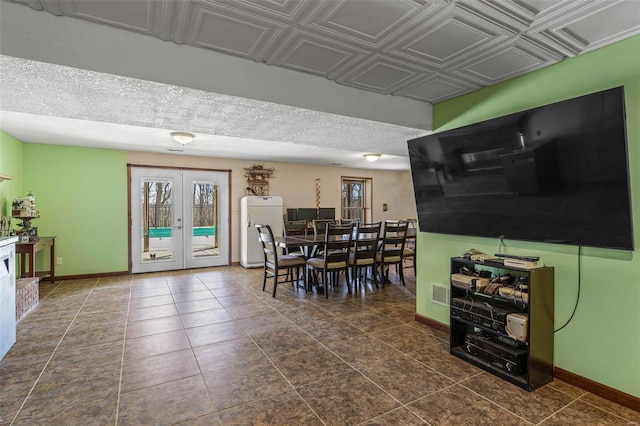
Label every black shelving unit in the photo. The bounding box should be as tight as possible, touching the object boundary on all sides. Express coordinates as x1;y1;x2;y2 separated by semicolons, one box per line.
449;257;554;391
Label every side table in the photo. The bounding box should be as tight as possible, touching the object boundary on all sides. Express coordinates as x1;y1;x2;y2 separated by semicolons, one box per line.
15;236;56;283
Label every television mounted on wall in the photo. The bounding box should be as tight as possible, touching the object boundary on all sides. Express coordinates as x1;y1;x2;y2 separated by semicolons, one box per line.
408;86;633;250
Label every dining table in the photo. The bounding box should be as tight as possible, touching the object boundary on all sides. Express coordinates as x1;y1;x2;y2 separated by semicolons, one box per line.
273;224;417;292
274;234;324;258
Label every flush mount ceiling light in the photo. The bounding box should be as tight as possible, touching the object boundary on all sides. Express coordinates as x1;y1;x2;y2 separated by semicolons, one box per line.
171;131;195;145
363;153;381;162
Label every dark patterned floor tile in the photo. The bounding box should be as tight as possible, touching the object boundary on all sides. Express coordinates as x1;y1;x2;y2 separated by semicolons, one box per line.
539;399;632;425
407;384;530;426
408;341;483;382
461;373;576;424
121;349;201;392
217;390;322;425
297;370;401;424
118;376;214;426
361;407;428;425
203;356;292;411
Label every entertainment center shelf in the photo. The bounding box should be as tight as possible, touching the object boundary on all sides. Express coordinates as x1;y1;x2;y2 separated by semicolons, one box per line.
449;257;554;391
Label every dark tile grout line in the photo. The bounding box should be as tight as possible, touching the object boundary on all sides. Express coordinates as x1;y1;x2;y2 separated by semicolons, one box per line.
114;276;134;426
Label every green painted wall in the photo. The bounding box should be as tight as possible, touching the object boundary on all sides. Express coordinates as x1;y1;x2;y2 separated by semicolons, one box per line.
417;35;640;397
21;143;129;275
0;132;23;218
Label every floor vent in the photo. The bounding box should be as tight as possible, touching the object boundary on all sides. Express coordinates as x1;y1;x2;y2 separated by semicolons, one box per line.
432;283;449;306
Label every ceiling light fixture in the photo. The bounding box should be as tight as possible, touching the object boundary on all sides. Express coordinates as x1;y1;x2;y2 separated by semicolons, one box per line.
363;153;381;163
171;131;195;145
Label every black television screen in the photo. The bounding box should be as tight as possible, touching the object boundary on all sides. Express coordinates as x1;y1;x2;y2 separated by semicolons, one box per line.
294;208;336;221
408;87;633;250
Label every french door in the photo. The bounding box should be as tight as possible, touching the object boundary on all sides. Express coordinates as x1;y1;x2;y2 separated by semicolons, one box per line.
130;166;229;273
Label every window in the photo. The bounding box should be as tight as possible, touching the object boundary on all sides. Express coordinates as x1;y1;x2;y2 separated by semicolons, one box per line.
341;177;372;222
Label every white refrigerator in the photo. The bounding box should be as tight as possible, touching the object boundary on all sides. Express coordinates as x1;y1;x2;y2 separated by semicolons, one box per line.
240;196;284;268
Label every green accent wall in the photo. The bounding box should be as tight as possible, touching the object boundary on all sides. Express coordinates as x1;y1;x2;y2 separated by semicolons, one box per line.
5;141;129;275
417;35;640;397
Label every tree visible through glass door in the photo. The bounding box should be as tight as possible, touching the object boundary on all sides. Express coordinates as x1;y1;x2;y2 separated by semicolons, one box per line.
191;181;218;258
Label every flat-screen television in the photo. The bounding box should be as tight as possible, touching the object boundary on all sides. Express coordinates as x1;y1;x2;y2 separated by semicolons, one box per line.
408;87;633;250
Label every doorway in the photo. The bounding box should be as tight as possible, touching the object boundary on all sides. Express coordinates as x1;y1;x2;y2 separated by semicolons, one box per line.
129;166;230;273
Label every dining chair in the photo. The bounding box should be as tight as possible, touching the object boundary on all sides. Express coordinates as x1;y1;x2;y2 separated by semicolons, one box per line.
339;218;360;226
306;223;353;298
403;219;417;275
255;223;306;297
283;220;308;237
312;219;337;237
283;220;308;257
349;222;381;292
375;220;409;286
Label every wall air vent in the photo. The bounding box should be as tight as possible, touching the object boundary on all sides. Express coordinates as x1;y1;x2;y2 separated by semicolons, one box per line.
432;283;449;306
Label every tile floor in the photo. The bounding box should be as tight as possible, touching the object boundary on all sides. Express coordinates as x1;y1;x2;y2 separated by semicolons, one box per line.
1;266;638;425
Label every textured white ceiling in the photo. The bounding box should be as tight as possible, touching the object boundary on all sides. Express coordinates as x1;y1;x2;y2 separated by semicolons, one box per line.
1;0;639;170
0;54;426;170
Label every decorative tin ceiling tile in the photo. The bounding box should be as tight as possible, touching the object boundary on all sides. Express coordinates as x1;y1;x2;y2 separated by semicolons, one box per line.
386;3;512;67
529;0;640;55
58;0;157;34
454;38;562;84
301;0;423;47
179;1;290;61
267;29;367;78
338;55;426;93
216;0;315;22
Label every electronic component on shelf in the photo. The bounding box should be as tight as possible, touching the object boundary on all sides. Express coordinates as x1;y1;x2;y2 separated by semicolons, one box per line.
462;340;527;376
460;248;489;261
451;273;488;291
482;258;505;266
494;253;540;262
462;332;528;375
499;287;529;304
503;258;544;269
465;332;527;363
450;296;524;334
506;313;529;342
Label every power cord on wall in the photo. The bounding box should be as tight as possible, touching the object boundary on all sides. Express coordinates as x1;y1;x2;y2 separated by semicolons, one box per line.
497;235;505;254
554;245;582;332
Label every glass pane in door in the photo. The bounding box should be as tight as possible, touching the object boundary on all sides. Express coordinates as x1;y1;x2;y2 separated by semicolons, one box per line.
141;178;174;262
191;181;218;259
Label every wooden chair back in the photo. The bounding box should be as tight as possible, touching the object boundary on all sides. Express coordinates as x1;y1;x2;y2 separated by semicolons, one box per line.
283;220;308;237
255;223;277;266
378;221;408;263
352;222;381;261
313;219;337;236
322;223;353;264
